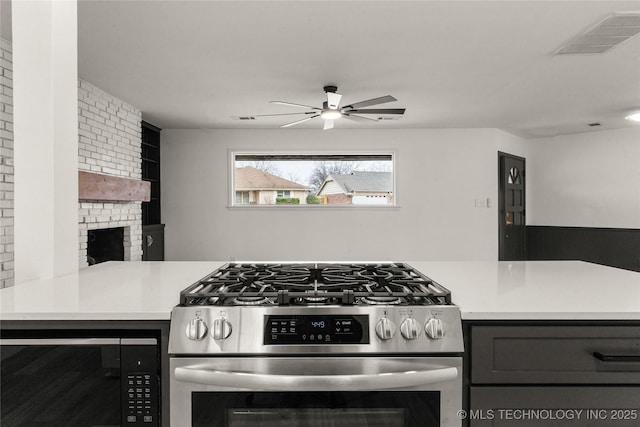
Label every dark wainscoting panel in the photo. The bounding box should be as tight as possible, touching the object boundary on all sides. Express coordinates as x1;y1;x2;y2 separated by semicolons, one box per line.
526;226;640;272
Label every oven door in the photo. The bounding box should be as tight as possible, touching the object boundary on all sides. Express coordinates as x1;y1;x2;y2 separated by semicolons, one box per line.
170;357;462;427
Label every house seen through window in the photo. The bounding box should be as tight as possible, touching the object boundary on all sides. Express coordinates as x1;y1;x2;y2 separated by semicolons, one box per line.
235;191;250;205
232;153;394;206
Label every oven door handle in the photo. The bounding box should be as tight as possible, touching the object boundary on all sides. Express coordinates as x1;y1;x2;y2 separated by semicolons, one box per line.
174;365;459;391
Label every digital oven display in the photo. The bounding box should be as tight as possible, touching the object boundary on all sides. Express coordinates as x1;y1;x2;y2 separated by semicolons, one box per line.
264;315;369;345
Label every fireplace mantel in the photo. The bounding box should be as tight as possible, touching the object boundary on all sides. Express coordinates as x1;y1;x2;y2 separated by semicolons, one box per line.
78;170;150;202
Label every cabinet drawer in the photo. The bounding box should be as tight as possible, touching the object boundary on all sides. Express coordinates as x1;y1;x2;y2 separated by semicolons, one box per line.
471;326;640;384
470;386;640;427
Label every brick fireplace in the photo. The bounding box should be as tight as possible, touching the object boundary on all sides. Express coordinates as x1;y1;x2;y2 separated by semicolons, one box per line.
77;79;143;267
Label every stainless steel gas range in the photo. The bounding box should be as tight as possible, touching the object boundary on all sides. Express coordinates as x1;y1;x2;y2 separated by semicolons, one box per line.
168;262;463;427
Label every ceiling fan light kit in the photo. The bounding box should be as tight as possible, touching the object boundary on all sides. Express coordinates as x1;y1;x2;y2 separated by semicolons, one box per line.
625;111;640;122
243;85;406;130
320;109;342;120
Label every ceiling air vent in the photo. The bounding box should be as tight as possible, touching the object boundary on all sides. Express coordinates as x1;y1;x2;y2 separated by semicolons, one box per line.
554;11;640;55
231;116;256;120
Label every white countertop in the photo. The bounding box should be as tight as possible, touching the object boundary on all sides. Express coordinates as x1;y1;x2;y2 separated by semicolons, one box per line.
1;261;638;321
0;261;225;321
409;261;640;320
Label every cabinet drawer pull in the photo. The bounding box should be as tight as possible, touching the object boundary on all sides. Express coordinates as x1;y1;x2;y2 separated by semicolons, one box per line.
593;352;640;362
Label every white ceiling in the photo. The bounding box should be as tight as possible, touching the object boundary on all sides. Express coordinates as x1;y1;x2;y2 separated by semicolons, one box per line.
12;1;640;137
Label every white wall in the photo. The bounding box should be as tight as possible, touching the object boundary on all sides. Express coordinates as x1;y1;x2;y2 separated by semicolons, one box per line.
527;128;640;228
162;128;528;262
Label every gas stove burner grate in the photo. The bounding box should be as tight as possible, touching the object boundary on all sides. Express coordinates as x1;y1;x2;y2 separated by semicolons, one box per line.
180;262;452;307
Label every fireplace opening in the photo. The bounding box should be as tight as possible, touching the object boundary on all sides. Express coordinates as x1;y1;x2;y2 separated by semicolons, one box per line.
87;227;125;265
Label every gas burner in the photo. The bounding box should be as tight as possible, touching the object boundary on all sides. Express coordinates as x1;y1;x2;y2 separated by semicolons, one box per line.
295;296;330;304
233;296;274;306
295;290;331;305
360;296;404;305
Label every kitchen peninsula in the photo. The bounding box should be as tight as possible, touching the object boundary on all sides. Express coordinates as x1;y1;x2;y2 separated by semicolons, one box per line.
1;260;638;321
1;261;639;427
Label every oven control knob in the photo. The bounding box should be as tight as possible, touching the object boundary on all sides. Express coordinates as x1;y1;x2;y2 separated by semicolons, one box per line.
213;318;232;340
424;318;445;340
186;318;208;341
400;318;421;340
375;318;396;340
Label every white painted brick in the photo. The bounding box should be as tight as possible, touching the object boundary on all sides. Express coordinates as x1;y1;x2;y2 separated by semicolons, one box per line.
0;59;11;72
76;78;143;266
0;42;11;288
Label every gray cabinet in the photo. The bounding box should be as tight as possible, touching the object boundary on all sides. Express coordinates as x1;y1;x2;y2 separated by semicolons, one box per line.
470;387;640;426
142;224;165;261
466;323;640;427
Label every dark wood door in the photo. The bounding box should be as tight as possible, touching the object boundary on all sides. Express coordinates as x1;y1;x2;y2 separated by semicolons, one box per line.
499;153;526;260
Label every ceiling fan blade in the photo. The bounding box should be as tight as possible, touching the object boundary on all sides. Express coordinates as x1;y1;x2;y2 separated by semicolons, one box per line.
281;115;320;128
343;114;379;123
253;112;318;117
323;119;334;130
270;101;321;110
342;95;397;109
326;92;342;109
344;108;406;115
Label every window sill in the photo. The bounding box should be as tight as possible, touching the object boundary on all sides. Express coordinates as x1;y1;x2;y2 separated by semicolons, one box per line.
227;205;401;211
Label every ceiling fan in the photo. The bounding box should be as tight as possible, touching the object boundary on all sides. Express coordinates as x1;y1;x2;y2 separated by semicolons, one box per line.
244;85;405;130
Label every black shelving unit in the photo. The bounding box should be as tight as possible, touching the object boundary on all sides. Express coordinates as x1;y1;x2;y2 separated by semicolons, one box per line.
142;121;161;225
141;121;164;261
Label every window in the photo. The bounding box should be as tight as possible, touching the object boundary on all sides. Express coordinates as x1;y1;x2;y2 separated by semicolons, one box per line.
232;152;395;206
235;191;250;205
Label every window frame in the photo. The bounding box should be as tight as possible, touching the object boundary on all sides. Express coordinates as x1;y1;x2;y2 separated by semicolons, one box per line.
229;150;398;209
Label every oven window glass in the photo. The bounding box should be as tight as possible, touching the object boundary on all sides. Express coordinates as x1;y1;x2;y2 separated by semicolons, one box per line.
192;391;439;427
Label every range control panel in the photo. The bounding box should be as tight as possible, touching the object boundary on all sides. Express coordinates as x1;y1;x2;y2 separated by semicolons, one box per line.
169;305;465;354
264;315;369;345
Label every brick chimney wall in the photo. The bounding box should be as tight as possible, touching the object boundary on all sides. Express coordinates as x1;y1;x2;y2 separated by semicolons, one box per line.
0;38;14;288
78;79;143;267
